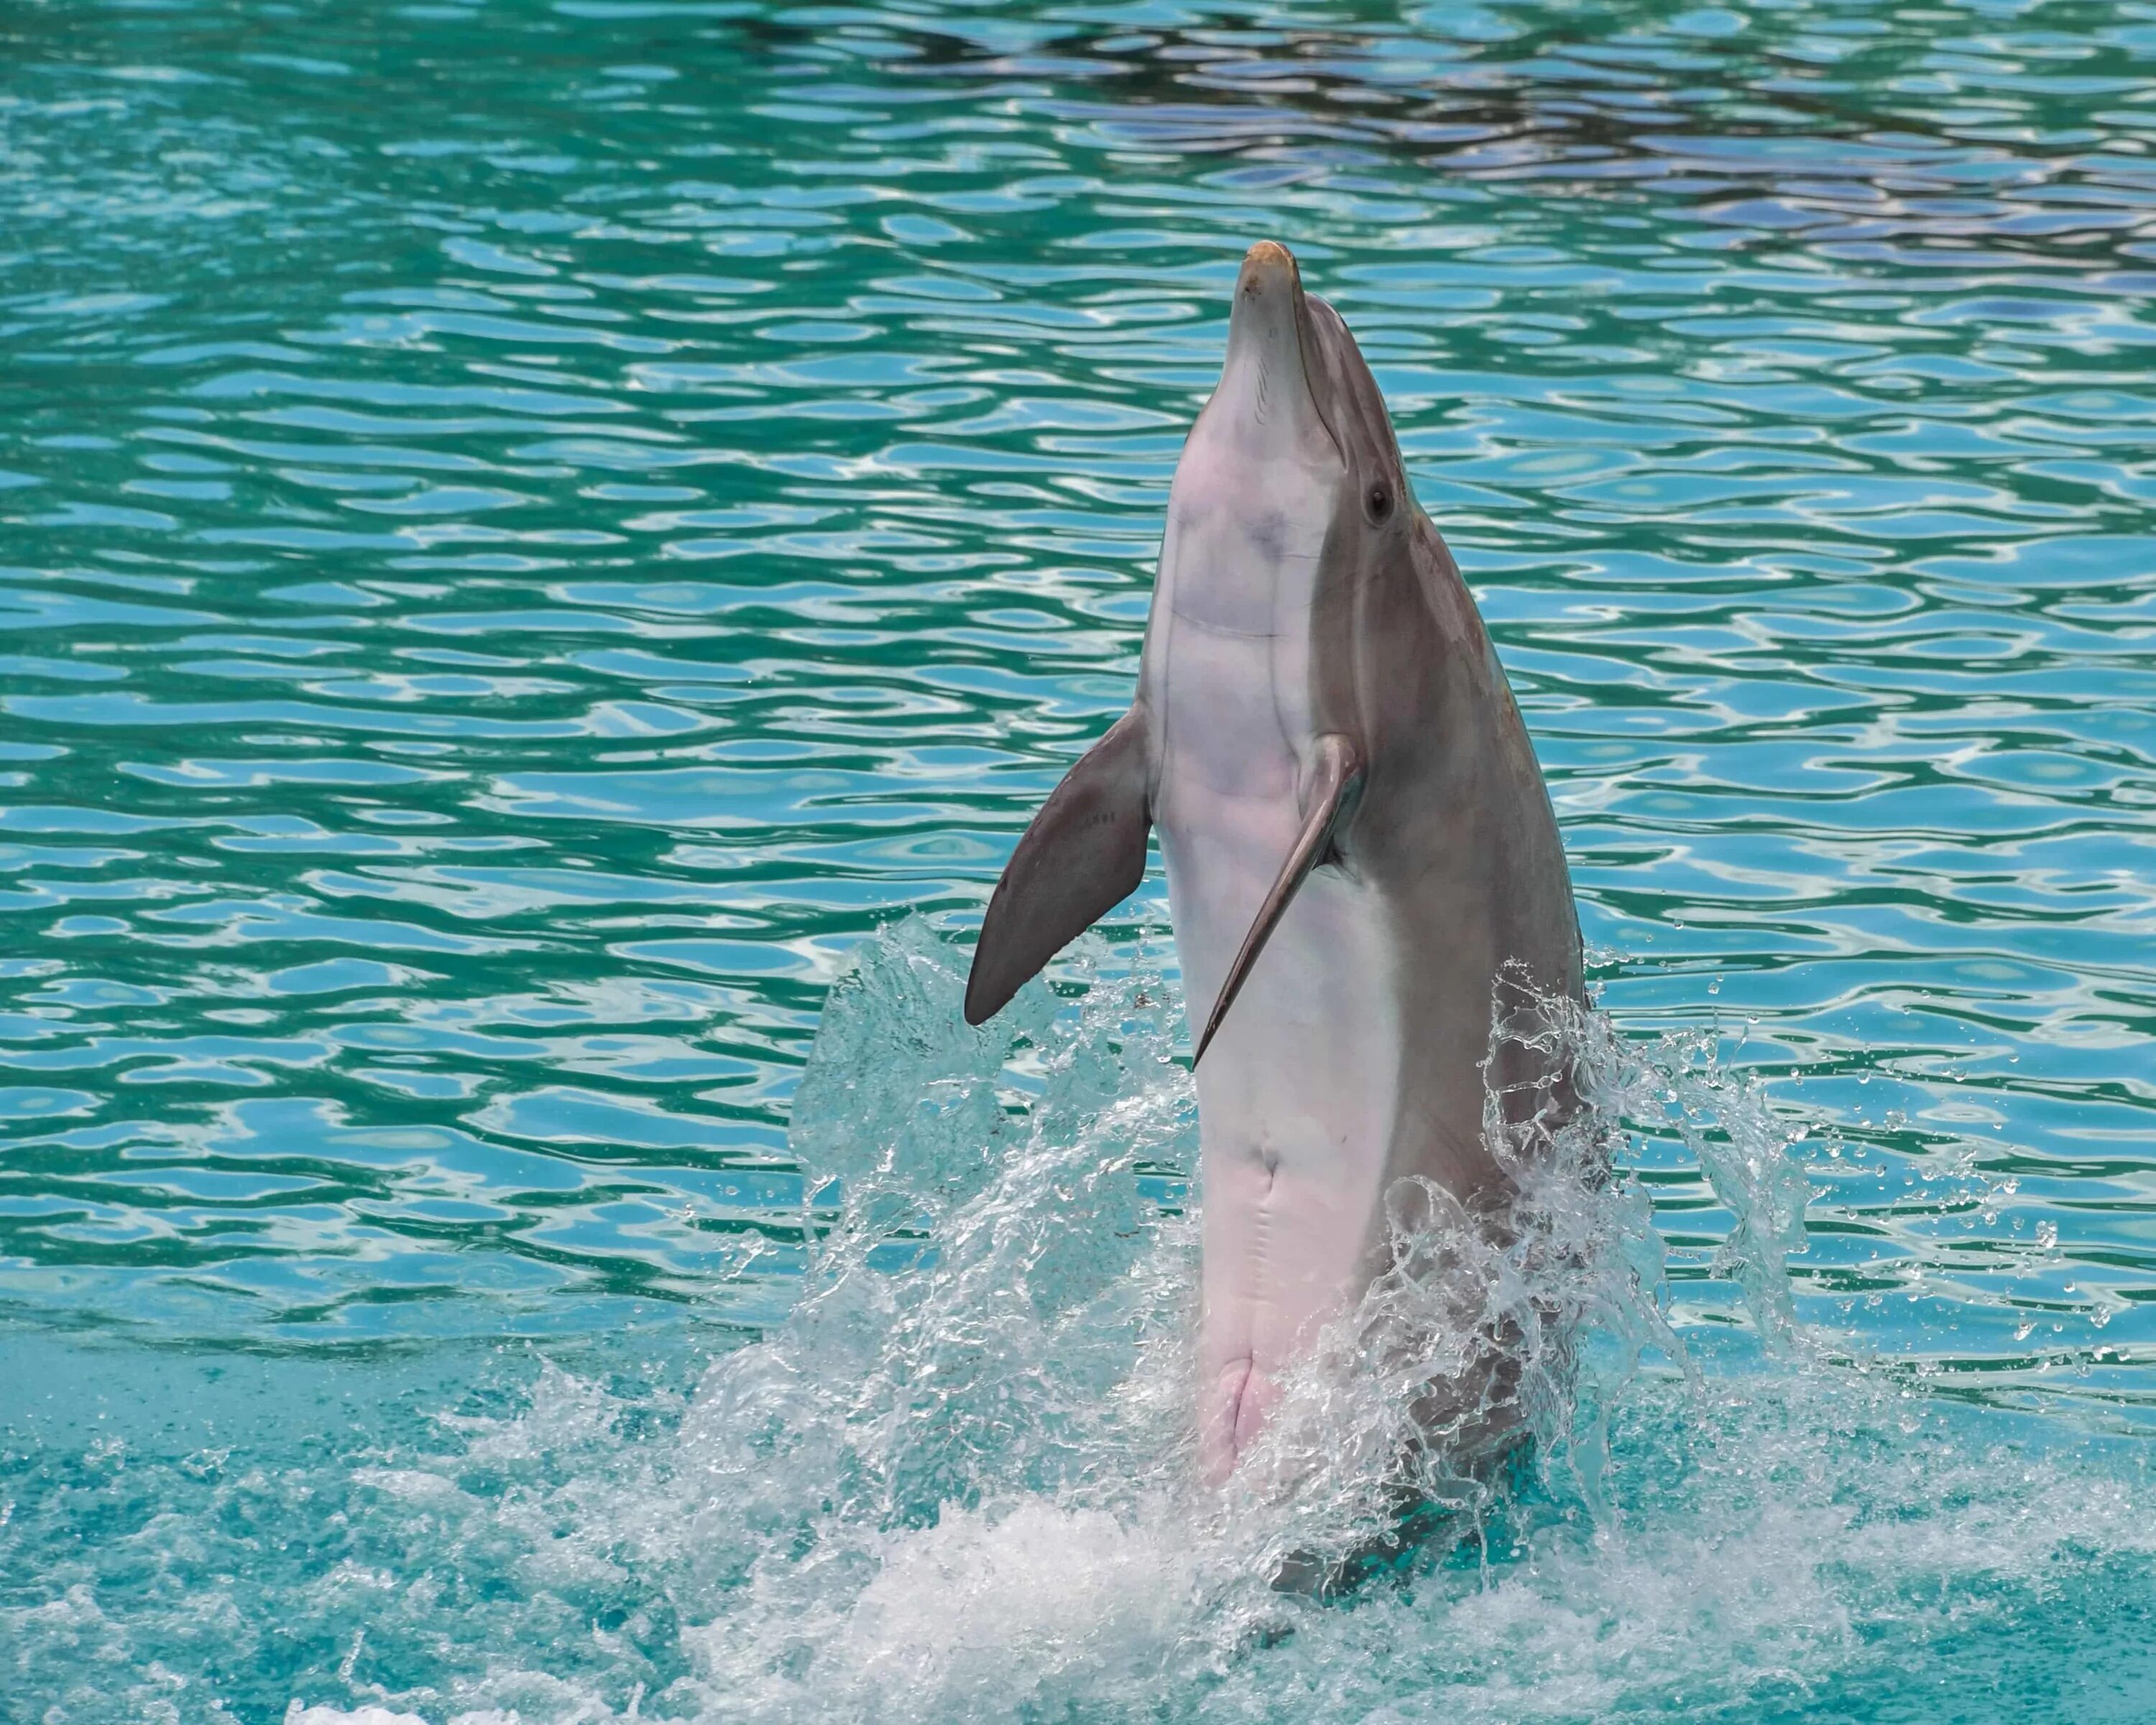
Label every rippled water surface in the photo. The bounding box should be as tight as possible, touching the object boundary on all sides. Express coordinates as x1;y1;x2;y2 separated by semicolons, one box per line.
5;0;2156;1719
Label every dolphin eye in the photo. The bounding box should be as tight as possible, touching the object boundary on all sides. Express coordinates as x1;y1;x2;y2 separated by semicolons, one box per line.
1364;481;1393;524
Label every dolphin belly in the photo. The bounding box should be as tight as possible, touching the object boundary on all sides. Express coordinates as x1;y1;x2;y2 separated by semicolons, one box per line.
1158;729;1402;1480
1149;374;1391;1478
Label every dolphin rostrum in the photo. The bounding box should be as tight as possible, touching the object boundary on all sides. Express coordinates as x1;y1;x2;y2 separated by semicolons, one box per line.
964;241;1583;1481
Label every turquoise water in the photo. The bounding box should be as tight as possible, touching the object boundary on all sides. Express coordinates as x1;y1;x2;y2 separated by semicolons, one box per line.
5;0;2156;1717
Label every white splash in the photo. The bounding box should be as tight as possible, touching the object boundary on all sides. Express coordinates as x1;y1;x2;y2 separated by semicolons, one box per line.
34;921;2150;1725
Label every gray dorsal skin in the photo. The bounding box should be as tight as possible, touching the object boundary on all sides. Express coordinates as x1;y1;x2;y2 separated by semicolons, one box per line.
966;241;1583;1481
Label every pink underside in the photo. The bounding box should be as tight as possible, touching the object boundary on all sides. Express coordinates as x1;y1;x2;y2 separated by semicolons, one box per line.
1196;1146;1376;1484
1145;336;1399;1488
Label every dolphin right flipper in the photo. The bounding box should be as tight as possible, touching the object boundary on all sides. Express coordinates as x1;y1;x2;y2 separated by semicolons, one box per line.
964;706;1153;1026
1192;732;1365;1067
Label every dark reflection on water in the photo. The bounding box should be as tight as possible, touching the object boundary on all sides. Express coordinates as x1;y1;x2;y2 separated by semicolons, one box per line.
0;0;2150;1432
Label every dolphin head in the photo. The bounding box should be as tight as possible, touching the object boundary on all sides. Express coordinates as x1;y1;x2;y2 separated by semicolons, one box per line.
1187;240;1413;586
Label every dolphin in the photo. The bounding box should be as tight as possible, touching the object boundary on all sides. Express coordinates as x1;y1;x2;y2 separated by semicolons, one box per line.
964;240;1583;1482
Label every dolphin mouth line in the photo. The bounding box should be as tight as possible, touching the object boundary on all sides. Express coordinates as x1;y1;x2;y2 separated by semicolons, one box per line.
1295;330;1343;466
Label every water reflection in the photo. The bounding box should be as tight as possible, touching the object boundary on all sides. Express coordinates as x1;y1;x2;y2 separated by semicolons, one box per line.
0;0;2150;1429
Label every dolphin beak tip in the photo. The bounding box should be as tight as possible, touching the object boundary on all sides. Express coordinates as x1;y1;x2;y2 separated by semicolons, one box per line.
1227;242;1308;367
1237;240;1300;298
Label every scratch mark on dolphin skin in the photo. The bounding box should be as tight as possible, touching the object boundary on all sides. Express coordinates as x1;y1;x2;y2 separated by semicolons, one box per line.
1166;607;1281;640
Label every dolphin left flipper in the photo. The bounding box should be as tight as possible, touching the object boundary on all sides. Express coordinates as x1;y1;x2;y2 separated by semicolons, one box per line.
964;705;1154;1027
1192;732;1365;1067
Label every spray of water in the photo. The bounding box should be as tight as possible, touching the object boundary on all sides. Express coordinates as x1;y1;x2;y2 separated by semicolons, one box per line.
622;919;1807;1716
25;921;2155;1725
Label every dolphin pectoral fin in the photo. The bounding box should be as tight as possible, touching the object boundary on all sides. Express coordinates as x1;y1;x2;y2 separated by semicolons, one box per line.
964;707;1153;1026
1192;732;1365;1069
